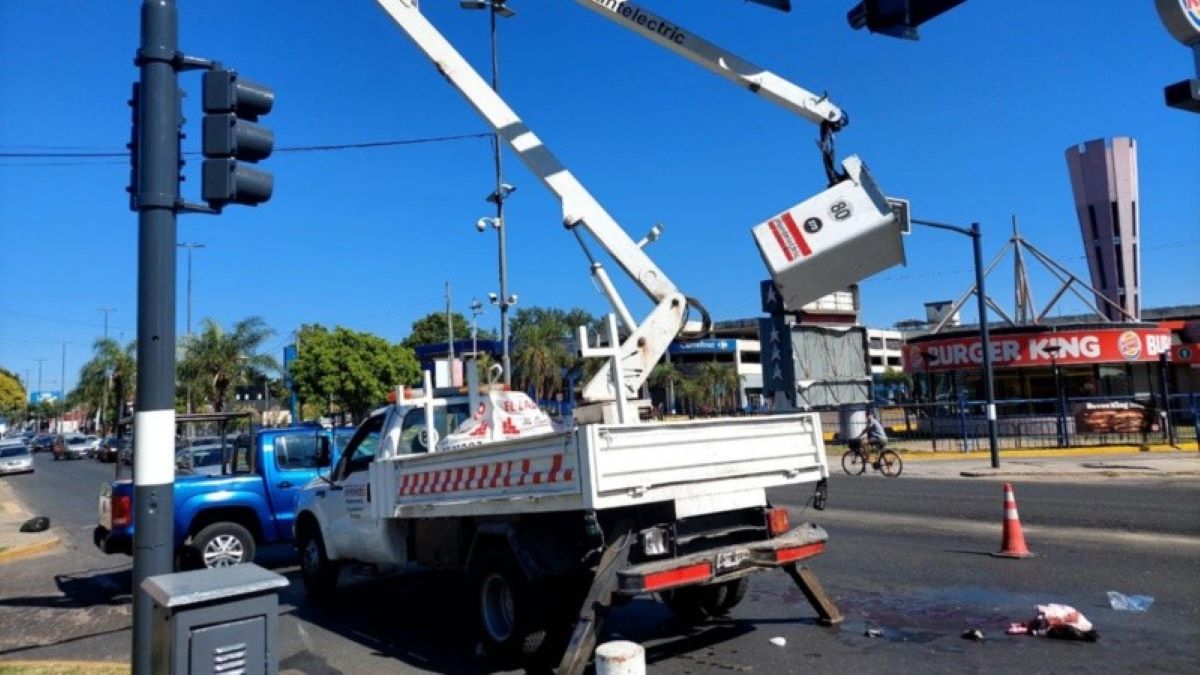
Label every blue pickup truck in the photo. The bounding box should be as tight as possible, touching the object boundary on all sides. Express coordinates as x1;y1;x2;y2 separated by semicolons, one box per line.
94;424;346;568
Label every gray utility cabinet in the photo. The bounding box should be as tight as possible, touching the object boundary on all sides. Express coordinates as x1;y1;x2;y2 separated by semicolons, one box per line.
142;563;289;675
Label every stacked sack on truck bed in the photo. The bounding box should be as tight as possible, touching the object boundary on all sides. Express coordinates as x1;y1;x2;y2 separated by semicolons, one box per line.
437;390;565;452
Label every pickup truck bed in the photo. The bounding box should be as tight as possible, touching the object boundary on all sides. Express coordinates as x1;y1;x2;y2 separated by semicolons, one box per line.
372;413;828;520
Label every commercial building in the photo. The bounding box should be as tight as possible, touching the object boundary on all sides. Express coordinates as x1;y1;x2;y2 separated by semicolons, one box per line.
1065;137;1141;321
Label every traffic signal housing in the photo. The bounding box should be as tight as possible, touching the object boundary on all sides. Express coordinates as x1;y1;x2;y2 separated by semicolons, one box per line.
201;69;275;207
847;0;968;40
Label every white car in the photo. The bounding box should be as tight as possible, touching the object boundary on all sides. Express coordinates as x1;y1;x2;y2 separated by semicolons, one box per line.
0;440;34;475
63;435;99;460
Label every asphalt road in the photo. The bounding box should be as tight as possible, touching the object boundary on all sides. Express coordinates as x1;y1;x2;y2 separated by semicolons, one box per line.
2;452;1198;673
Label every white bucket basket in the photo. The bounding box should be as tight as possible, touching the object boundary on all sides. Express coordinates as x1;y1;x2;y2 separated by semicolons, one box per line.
752;155;905;311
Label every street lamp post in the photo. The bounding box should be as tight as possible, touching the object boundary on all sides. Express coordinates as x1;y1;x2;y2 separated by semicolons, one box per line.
1044;344;1065;448
470;298;485;357
463;0;516;386
176;242;205;336
911;218;1001;468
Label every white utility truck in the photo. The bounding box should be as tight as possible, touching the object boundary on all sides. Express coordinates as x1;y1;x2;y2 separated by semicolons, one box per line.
293;1;905;672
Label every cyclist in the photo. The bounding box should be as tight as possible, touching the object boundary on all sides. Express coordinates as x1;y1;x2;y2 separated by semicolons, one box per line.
854;411;888;463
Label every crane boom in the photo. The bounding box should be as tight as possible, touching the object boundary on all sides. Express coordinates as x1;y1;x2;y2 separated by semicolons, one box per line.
375;0;680;307
575;0;846;129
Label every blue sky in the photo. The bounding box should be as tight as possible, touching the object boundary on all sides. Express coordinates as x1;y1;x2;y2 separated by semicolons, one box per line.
1;0;1197;393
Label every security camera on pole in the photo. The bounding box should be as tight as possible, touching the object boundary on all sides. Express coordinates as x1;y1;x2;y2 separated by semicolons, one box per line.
128;2;275;672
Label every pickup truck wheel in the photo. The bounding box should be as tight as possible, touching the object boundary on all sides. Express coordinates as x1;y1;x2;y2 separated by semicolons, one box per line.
662;577;749;622
472;549;547;665
192;522;256;568
298;526;340;603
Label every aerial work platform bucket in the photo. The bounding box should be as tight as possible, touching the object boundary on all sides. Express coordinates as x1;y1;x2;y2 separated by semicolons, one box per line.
751;156;905;311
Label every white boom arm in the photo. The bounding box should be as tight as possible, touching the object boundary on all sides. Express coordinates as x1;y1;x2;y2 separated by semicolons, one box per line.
375;0;689;407
575;0;846;129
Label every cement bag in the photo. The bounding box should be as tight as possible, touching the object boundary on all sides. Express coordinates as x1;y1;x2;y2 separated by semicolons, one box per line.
437;390;562;452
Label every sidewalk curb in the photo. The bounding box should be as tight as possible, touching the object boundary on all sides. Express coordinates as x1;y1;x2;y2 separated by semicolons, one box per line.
958;469;1200;479
0;661;130;674
0;534;62;564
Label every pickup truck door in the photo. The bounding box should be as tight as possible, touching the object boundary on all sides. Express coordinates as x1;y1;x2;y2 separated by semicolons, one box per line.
265;430;326;541
323;413;385;559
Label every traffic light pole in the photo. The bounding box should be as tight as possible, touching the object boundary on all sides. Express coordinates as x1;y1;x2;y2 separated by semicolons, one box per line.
132;2;179;672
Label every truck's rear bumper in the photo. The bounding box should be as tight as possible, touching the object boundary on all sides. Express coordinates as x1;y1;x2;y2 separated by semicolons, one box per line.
617;522;827;594
93;525;132;556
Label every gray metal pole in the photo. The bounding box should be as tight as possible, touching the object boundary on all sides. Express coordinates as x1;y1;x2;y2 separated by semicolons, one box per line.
490;4;513;386
446;281;455;386
99;307;116;340
972;223;1001;468
60;342;66;433
133;2;179;672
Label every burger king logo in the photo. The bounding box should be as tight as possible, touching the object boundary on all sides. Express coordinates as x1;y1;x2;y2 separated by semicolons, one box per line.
1117;331;1142;360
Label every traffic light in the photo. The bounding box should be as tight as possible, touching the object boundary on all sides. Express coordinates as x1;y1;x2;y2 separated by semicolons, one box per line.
201;69;275;208
847;0;968;40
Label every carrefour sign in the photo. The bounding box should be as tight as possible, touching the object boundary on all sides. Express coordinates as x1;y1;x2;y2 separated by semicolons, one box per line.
669;339;737;354
906;327;1173;372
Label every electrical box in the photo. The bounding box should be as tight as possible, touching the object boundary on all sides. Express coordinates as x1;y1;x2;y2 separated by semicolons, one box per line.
751;155;905;311
142;564;289;675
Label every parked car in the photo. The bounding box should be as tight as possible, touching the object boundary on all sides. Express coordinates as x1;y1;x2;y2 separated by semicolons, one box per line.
0;441;34;475
55;435;93;460
31;433;56;453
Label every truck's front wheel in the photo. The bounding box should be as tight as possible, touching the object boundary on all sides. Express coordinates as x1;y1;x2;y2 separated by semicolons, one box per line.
297;525;340;603
190;522;256;568
472;549;548;665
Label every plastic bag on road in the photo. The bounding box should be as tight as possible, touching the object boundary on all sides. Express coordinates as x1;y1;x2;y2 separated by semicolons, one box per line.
1107;591;1154;612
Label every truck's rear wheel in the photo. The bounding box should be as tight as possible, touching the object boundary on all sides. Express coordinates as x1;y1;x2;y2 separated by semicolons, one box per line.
472;549;547;665
662;577;750;622
191;522;256;568
298;525;340;603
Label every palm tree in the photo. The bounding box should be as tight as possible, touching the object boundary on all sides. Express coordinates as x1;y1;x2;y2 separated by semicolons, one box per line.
695;361;740;414
74;338;135;433
178;317;277;412
649;362;684;415
511;322;568;400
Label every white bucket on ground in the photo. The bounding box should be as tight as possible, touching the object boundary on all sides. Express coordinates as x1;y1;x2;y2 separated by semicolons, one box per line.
595;640;646;675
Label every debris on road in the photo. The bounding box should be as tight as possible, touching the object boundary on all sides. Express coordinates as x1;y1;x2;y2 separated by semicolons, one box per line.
19;516;49;533
769;636;787;647
1107;591;1154;612
1007;604;1099;642
864;628;883;638
961;628;984;640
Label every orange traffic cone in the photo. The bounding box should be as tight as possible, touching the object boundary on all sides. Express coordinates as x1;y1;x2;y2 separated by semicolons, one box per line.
993;483;1034;558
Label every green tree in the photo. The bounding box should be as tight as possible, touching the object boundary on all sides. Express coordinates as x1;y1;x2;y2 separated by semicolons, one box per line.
403;312;472;349
178;317;278;413
0;367;26;422
71;339;136;433
290;324;419;421
509;306;598;400
696;361;740;412
649;362;684;414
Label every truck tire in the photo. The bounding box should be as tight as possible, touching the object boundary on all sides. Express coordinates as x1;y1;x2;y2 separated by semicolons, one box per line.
190;522;256;568
471;548;548;665
297;525;340;603
661;577;750;622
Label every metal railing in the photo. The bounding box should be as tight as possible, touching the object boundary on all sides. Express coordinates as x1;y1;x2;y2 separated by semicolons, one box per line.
823;394;1198;452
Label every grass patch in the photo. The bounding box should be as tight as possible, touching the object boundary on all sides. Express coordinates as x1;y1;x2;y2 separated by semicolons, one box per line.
0;663;129;675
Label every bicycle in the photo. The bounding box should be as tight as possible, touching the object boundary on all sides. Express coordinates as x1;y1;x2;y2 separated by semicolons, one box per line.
841;438;903;477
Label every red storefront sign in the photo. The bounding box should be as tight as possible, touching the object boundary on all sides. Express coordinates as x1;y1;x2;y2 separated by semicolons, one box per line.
906;327;1173;372
1173;343;1200;366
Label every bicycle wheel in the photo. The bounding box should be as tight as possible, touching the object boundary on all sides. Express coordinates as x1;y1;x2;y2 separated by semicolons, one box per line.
842;450;867;475
877;450;903;477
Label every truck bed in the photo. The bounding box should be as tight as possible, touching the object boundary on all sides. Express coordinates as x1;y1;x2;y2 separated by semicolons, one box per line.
370;413;827;519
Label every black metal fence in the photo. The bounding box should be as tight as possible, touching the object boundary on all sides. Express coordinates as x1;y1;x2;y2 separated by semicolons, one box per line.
822;393;1200;452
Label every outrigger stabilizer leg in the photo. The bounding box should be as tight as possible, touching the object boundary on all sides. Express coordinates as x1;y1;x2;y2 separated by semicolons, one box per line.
555;520;635;675
784;564;844;626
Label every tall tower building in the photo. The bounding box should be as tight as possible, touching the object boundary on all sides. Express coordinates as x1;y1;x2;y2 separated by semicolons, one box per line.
1065;137;1141;321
